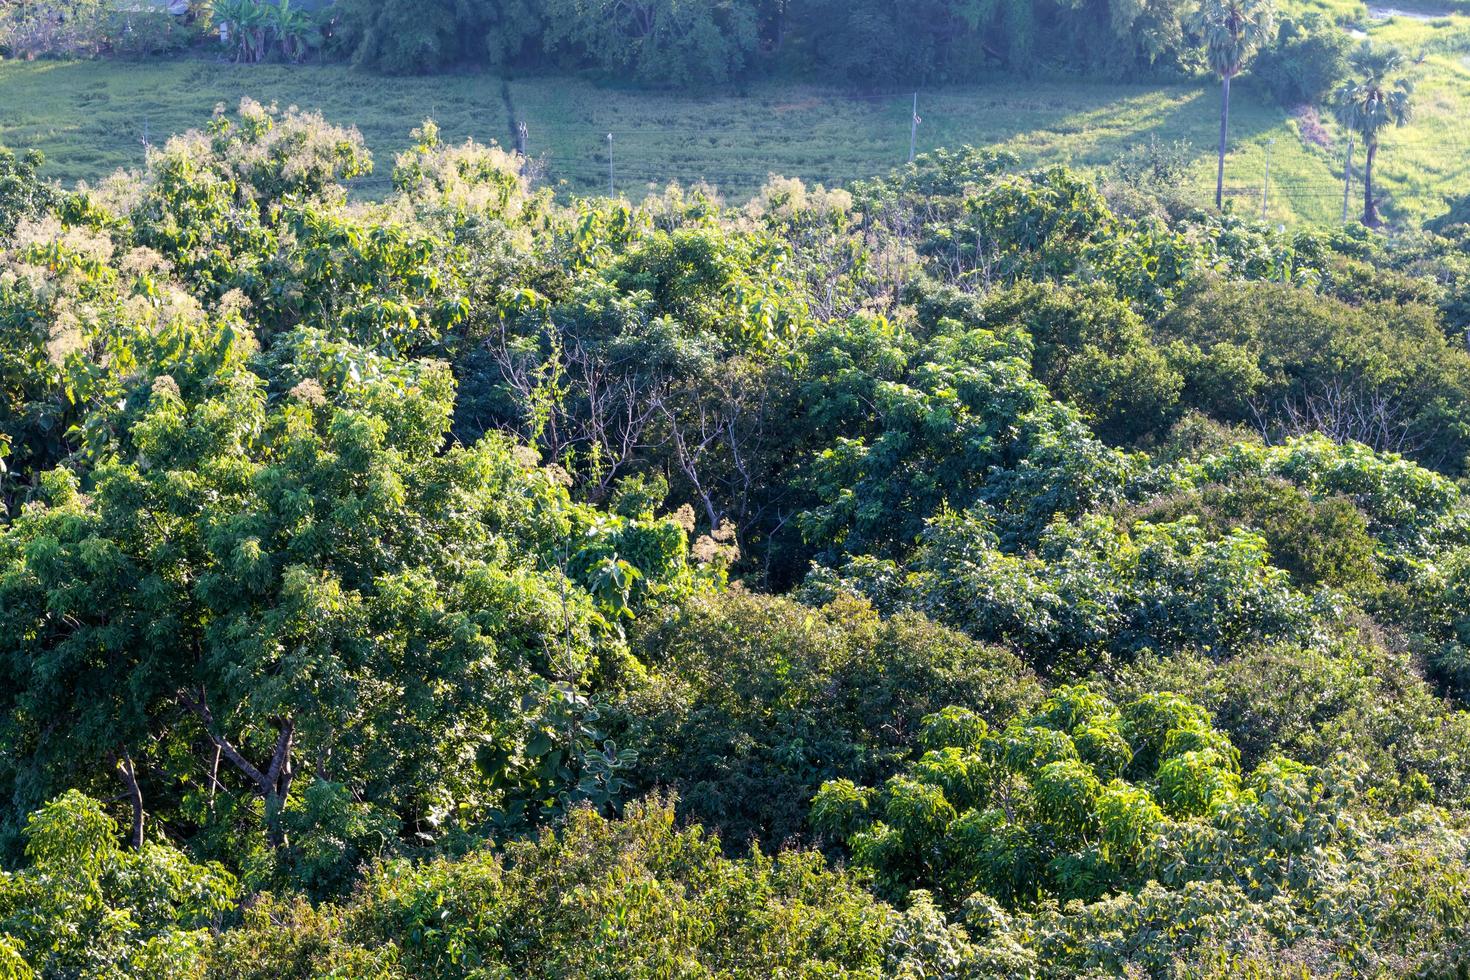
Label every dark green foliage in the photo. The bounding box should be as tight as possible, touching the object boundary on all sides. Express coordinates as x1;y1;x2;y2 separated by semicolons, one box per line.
541;0;761;87
806;505;1324;678
1161;278;1470;477
5;109;1470;979
325;0;1204;83
331;0;477;74
1126;474;1379;590
1113;643;1470;803
795;308;1153;562
974;282;1183;444
1251;14;1350;107
620;591;1039;848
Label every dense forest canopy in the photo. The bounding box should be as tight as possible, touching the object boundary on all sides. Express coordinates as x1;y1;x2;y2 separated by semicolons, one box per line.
324;0;1297;82
3;92;1470;976
0;0;1363;86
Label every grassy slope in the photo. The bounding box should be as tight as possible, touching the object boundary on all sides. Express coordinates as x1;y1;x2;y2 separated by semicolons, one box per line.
513;76;1342;222
0;4;1466;227
0;59;506;197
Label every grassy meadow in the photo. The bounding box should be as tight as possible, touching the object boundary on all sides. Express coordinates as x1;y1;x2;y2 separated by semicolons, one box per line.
1;1;1468;226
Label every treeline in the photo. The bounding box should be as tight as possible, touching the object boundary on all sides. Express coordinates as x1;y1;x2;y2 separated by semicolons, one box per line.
6;105;1470;975
337;0;1209;84
0;0;1362;104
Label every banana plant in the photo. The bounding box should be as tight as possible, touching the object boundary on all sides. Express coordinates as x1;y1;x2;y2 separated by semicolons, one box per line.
270;0;320;63
214;0;269;62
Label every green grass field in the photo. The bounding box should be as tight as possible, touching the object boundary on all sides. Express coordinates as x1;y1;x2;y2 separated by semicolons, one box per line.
1;2;1468;227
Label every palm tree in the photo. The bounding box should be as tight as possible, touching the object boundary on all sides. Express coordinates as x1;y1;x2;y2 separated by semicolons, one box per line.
1194;0;1276;209
1336;42;1413;227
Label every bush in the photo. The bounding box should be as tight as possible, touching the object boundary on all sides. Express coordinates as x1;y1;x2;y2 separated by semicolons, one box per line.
211;795;906;979
1251;15;1351;107
975;281;1184;444
620;591;1039;849
1124;475;1379;590
1113;643;1470;804
811;687;1244;908
1161;279;1470;478
808;506;1326;678
0;0;109;59
107;9;195;58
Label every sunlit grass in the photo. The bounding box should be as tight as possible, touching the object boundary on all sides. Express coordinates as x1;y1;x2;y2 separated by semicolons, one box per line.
1;5;1467;230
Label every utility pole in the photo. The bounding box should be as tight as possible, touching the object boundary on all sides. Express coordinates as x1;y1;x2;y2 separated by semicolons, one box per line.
142;117;150;163
606;132;614;196
1341;134;1355;224
1260;138;1273;220
517;121;529;158
908;93;920;164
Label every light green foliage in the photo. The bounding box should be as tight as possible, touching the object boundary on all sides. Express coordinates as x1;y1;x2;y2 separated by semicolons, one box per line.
213;794;902;979
1112;641;1470;805
0;104;701;881
813;687;1244;907
816;695;1470;975
0;792;236;979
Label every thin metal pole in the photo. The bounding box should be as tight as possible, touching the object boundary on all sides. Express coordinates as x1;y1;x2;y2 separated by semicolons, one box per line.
908;93;919;163
606;133;614;196
1261;138;1273;220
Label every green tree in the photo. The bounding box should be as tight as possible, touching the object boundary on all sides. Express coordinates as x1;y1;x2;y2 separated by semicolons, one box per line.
540;0;761;86
0;148;57;241
1193;0;1275;210
1336;42;1414;227
0;339;692;863
620;591;1039;848
0;791;236;978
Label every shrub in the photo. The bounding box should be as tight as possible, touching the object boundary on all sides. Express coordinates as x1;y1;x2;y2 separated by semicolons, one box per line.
1251;15;1351;106
812;687;1243;908
620;591;1039;849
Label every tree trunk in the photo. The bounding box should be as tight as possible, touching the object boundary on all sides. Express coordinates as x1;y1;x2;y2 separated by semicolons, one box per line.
116;750;145;850
1363;141;1379;227
181;689;296;849
1215;74;1232;210
1341;134;1354;224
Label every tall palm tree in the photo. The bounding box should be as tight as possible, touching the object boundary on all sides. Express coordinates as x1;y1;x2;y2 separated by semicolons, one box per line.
1194;0;1275;209
1336;42;1413;227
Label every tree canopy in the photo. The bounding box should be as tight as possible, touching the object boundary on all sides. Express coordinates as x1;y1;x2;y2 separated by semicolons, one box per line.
4;103;1470;976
